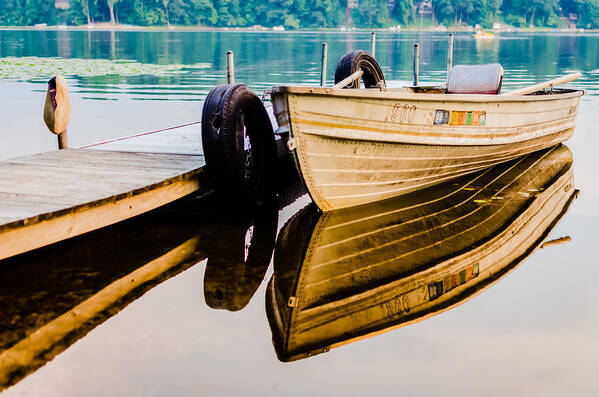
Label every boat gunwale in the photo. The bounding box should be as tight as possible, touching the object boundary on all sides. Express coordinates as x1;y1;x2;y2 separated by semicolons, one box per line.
267;86;584;103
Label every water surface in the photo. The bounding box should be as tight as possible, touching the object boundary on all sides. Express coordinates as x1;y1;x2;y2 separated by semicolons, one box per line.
0;30;598;396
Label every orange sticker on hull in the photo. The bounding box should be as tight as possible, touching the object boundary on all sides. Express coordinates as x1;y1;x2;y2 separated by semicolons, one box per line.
472;111;480;126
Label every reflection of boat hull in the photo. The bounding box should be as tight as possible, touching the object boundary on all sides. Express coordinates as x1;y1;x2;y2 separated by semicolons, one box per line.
267;145;576;361
269;86;581;210
474;32;495;39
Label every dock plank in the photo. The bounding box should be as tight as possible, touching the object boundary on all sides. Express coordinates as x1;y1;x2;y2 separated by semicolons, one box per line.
7;150;204;170
0;167;182;202
0;148;205;261
0;161;195;187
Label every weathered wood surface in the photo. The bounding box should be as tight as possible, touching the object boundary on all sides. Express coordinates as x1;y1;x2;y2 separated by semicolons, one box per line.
0;147;205;261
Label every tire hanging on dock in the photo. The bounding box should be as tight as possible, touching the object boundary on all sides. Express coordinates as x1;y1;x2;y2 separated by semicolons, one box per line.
334;50;385;89
201;84;277;204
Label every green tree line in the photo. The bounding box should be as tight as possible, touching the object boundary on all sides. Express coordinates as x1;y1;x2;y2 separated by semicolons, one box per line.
1;0;599;29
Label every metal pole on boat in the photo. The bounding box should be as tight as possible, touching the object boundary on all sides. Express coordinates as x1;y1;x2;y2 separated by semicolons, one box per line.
370;32;376;57
413;44;419;86
226;50;235;84
321;43;328;86
447;33;454;77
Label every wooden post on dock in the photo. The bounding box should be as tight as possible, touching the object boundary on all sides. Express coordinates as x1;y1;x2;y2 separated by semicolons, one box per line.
43;75;71;149
413;44;419;86
370;32;376;57
57;131;68;149
321;43;328;86
226;50;235;84
447;33;454;77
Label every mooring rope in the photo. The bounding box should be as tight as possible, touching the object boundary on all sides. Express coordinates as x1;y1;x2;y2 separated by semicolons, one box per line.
79;120;203;149
79;100;273;149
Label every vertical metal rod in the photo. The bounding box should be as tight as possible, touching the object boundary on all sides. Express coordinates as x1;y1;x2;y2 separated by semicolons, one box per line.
226;50;234;84
447;33;454;77
57;131;68;149
321;43;328;86
370;32;376;58
413;44;419;86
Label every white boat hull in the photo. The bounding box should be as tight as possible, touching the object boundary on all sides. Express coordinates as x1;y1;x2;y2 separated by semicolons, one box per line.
269;86;582;211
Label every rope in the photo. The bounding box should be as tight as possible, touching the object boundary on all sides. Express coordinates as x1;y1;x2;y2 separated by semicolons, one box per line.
79;120;202;149
80;96;272;149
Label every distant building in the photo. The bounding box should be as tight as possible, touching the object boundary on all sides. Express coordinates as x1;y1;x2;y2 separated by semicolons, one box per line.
345;0;399;24
568;13;578;29
559;7;578;30
347;0;396;10
346;0;358;24
415;0;433;16
414;0;434;24
347;0;359;9
55;0;70;9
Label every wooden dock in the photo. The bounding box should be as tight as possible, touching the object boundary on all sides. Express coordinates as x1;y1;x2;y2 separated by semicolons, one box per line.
0;123;206;261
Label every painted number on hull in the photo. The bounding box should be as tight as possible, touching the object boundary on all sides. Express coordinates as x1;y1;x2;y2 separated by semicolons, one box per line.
390;103;417;123
383;295;411;319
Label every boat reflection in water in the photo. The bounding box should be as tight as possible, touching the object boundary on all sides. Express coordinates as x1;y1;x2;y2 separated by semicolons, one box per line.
0;199;278;391
267;145;577;362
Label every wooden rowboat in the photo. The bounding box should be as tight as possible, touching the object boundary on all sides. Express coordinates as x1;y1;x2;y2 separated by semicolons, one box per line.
266;145;577;361
267;73;583;211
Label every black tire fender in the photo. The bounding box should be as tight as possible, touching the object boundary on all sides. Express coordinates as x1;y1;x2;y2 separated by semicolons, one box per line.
334;50;385;89
201;84;277;202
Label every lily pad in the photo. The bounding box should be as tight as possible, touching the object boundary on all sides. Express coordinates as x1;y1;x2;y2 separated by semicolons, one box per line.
0;56;211;81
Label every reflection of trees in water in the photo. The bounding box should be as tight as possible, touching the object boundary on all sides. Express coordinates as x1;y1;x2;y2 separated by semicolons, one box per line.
1;31;598;95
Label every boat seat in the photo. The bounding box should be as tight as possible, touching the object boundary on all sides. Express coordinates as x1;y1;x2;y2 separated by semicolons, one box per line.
447;63;504;94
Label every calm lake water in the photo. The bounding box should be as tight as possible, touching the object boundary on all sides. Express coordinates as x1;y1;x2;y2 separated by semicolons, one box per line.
1;29;599;395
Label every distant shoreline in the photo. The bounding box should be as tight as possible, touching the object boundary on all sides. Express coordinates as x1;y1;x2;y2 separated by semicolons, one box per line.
0;24;597;34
